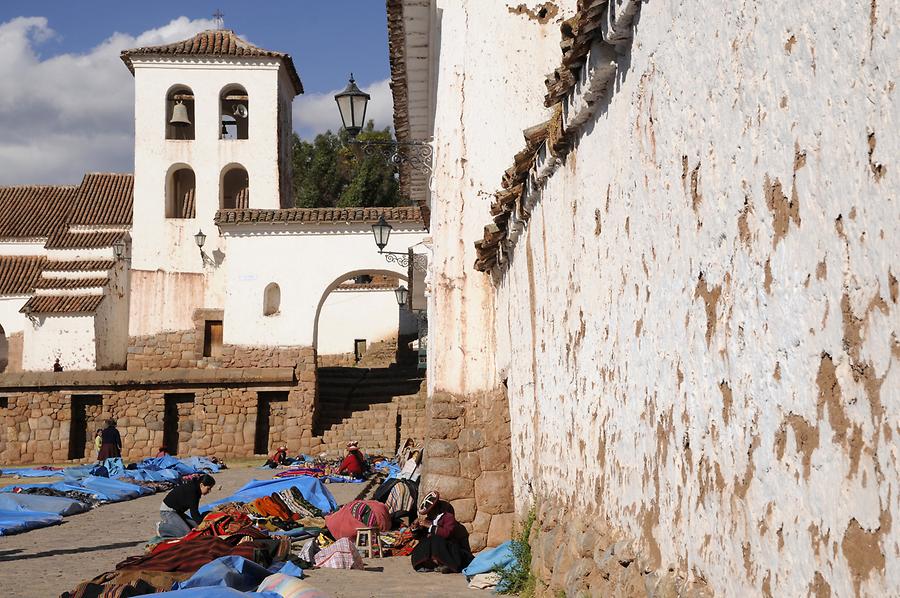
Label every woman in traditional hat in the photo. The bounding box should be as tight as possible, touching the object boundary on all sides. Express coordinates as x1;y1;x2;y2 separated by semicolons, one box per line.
410;491;473;573
337;440;367;479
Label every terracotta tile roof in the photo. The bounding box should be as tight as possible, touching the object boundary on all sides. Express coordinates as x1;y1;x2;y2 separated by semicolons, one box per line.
336;273;401;291
0;173;132;243
45;231;126;250
68;173;133;226
34;277;108;290
42;260;116;272
21;295;104;314
0;256;48;295
0;185;78;238
214;207;425;226
121;29;303;95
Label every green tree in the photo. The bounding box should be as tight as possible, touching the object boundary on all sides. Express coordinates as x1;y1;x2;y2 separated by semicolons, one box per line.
291;121;401;208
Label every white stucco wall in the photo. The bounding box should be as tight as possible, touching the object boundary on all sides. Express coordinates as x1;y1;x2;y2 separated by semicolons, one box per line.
23;314;95;371
94;258;130;369
0;296;30;338
426;0;898;595
317;288;403;355
427;0;573;396
221;225;426;348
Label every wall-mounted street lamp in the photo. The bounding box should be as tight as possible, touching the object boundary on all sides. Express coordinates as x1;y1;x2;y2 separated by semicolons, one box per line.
371;215;427;272
112;240;126;260
394;284;410;307
194;229;216;267
334;75;432;174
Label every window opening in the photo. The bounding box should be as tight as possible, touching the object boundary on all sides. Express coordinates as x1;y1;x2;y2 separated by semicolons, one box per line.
263;283;281;316
166;168;196;218
166;86;195;140
222;167;250;209
220;86;249;140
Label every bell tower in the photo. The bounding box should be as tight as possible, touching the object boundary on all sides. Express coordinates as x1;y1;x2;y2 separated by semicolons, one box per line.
120;29;302;338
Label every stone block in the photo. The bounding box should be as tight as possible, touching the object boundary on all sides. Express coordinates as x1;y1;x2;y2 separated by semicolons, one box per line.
459;451;481;480
453;498;477;524
430;402;465;419
472;510;491;534
468;532;487;553
474;470;514;515
428;418;459;440
487;512;515;547
427;457;460;476
456;428;485;452
479;443;511;472
425;473;473;502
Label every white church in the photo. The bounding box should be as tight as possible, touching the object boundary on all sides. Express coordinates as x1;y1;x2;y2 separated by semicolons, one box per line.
0;29;428;463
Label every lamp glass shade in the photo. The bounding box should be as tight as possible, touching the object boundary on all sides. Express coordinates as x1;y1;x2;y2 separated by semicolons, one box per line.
113;241;125;258
194;229;207;249
371;215;392;251
394;285;409;307
334;75;370;136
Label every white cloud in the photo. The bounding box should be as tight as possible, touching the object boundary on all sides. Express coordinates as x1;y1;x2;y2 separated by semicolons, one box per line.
293;77;394;139
0;16;215;185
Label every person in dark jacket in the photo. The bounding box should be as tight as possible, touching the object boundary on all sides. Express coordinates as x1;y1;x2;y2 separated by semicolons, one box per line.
157;474;216;538
410;491;473;573
97;419;122;460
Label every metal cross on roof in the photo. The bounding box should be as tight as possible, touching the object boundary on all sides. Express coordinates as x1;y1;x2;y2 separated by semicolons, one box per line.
213;9;225;29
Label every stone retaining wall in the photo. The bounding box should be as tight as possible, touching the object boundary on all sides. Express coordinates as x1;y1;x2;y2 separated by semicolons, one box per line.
422;387;514;552
317;353;357;368
0;381;316;464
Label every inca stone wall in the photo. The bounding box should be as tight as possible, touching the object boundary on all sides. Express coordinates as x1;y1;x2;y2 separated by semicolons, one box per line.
0;381;316;464
422;388;514;552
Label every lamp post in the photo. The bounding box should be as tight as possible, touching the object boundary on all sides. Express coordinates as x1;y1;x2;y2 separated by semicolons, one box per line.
334;75;433;174
370;215;427;272
112;240;126;260
394;284;410;307
194;230;215;267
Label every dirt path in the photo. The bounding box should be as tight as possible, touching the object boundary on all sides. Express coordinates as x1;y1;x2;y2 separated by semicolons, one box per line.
0;467;483;597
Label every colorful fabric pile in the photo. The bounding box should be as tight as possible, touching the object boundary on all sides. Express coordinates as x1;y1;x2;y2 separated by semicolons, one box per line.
324;500;392;540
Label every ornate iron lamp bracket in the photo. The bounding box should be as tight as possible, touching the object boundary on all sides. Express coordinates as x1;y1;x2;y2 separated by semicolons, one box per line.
349;139;433;175
380;250;428;273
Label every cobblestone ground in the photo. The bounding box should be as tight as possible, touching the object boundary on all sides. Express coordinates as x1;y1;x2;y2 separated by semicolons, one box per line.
0;465;480;597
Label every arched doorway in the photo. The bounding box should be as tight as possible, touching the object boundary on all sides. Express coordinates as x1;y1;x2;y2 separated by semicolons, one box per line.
311;269;422;449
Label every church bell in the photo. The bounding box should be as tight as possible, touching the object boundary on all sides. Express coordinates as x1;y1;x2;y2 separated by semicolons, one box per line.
170;101;191;127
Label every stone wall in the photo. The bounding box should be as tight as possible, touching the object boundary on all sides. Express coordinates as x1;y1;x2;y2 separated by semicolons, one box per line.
0;380;316;464
317;353;357;368
422;387;514;552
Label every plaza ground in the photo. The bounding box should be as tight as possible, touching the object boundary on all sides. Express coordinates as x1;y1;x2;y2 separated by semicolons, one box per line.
0;464;479;597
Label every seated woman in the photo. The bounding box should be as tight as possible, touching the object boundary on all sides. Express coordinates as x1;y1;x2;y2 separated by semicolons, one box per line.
265;445;290;468
337;441;367;479
410;491;473;573
157;474;216;538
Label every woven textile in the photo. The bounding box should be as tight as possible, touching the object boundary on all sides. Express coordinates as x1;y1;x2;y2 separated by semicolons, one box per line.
313;537;364;570
256;573;330;598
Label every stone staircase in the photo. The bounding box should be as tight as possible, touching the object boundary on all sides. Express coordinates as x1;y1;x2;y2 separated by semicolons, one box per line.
312;365;425;456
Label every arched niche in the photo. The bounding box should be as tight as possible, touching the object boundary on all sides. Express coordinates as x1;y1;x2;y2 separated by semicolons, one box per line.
263;283;281;316
166;164;196;219
220;84;249;140
221;164;250;209
165;85;195;140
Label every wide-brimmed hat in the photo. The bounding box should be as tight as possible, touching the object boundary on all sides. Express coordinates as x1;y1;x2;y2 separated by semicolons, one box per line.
346;441;359;449
418;490;440;514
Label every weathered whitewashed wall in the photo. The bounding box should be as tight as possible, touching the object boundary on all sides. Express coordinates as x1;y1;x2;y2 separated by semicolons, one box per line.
23;314;95;370
480;1;898;596
428;0;574;397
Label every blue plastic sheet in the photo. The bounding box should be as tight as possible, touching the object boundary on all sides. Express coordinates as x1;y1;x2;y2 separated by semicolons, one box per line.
462;540;517;577
124;468;181;482
0;509;62;535
0;493;87;516
174;556;273;592
137;455;198;475
202;477;337;514
142;589;280;598
3;476;149;502
0;467;65;478
274;561;304;578
183;456;222;473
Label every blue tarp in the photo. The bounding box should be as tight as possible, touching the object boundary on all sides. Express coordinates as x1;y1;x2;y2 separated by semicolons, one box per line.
0;509;63;535
202;477;337;514
0;493;87;516
142;589;280;598
174;556;273;592
183;456;222;473
124;468;181;482
0;467;65;478
462;540;517;577
136;455;198;475
273;561;304;578
2;476;150;502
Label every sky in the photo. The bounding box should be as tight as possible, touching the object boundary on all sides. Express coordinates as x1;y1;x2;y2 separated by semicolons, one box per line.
0;2;393;185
